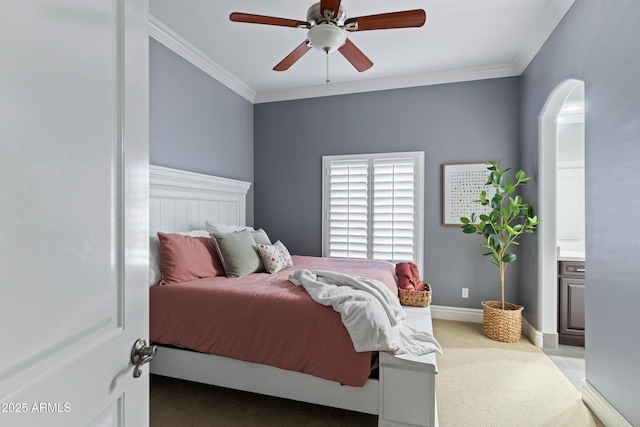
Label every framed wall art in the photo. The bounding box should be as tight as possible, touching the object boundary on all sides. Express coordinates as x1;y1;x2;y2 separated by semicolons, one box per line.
442;162;494;226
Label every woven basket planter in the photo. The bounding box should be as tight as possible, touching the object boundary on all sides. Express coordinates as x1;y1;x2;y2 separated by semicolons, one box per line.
481;301;524;343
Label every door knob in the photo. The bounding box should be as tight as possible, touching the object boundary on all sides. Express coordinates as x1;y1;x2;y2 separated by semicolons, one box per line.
130;338;157;378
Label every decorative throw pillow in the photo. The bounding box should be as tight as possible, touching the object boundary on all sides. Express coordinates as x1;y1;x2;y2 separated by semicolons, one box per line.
251;228;272;245
157;232;224;284
149;230;212;286
257;241;294;274
275;241;293;268
395;261;425;291
212;229;265;277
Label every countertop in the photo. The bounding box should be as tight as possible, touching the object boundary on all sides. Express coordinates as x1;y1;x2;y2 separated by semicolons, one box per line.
557;251;585;262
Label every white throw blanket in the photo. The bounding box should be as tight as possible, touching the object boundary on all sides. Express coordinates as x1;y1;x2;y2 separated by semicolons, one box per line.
288;269;442;356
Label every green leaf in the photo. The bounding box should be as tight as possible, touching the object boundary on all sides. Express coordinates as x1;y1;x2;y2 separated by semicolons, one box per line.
482;223;496;236
479;191;488;205
462;224;477;234
460;217;470;224
491;194;503;209
502;253;517;263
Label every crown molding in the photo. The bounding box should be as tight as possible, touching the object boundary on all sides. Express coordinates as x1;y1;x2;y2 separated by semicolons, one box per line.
513;0;575;73
149;15;256;104
148;15;520;105
254;64;521;104
149;1;575;105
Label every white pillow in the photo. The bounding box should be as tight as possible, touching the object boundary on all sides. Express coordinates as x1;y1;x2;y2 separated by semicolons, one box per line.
257;241;294;274
149;230;210;287
205;220;255;234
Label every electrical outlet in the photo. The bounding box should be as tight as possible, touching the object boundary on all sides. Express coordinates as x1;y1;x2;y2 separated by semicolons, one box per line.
462;288;469;298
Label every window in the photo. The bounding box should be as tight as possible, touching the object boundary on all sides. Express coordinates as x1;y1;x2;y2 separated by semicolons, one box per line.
322;152;424;272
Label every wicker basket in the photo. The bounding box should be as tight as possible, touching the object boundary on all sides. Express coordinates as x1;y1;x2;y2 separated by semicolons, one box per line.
481;300;524;343
399;283;432;307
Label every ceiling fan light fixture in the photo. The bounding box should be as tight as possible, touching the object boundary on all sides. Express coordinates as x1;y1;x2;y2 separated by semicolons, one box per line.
307;23;346;53
230;3;426;73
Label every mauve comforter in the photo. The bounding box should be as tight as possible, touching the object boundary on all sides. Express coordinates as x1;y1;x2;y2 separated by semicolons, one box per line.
149;256;398;387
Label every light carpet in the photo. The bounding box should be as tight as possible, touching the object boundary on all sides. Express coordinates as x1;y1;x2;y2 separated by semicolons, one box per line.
150;319;603;426
434;319;602;427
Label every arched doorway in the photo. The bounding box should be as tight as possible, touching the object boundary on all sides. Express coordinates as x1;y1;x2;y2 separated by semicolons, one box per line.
538;79;585;347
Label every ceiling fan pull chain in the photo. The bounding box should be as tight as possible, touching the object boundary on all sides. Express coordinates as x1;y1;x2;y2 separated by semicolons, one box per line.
325;49;331;93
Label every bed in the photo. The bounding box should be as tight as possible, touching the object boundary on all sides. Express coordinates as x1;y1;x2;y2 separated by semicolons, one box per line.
148;165;439;427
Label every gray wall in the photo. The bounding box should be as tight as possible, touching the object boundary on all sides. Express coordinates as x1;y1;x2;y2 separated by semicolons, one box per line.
254;78;521;308
149;38;255;224
520;1;640;424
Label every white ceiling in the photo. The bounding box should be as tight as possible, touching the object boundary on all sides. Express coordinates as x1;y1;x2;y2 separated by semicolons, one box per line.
149;0;575;103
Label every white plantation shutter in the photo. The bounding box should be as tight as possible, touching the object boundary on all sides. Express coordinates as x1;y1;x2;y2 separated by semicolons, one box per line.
372;158;416;262
328;160;369;258
323;152;424;271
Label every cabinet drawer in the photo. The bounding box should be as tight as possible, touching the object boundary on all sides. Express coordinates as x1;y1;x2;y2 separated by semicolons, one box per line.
560;261;585;277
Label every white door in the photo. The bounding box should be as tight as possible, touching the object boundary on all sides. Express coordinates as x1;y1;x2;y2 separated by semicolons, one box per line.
0;1;149;426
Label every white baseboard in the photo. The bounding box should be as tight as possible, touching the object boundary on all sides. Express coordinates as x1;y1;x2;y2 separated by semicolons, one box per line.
430;305;483;323
430;305;545;347
522;317;544;348
582;381;633;427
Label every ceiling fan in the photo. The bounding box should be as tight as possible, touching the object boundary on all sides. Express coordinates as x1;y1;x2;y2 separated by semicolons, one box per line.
230;1;426;72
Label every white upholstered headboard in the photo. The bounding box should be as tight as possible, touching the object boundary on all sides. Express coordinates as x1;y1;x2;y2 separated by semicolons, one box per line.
149;165;251;233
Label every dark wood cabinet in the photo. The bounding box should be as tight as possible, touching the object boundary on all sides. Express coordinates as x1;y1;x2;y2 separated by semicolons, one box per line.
558;261;585;346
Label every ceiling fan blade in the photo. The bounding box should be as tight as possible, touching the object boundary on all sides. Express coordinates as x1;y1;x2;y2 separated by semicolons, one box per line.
338;38;373;72
230;12;309;29
320;0;342;19
344;9;426;32
273;40;312;71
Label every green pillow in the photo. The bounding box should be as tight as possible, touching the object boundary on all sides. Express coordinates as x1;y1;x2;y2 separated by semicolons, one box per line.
212;229;264;277
251;228;272;245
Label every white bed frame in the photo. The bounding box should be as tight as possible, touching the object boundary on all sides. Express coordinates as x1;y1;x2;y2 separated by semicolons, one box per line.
148;165;438;427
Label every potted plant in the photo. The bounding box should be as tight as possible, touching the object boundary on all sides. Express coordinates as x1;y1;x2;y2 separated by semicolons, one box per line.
460;160;541;343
